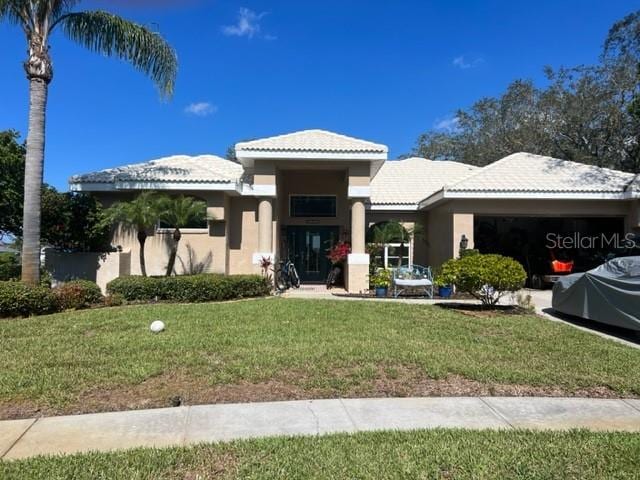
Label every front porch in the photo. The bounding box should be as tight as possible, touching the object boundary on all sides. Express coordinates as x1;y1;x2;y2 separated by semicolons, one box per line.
236;130;388;293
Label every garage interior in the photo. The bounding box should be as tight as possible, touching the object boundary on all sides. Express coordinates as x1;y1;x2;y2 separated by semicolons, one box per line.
474;216;629;287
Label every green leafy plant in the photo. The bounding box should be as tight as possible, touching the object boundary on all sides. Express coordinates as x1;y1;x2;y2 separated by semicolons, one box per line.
0;252;21;281
106;274;271;303
104;192;167;277
159;196;209;276
436;254;526;306
370;269;392;289
54;280;103;310
0;281;60;318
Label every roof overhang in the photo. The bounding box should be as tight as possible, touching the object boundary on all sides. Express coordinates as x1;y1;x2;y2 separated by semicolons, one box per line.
368;203;419;211
236;150;387;177
70;181;241;193
418;189;640;210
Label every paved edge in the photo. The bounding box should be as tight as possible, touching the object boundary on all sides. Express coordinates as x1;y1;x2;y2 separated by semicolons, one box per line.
2;397;640;461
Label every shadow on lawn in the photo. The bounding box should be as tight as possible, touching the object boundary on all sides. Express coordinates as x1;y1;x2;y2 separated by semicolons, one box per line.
542;308;640;346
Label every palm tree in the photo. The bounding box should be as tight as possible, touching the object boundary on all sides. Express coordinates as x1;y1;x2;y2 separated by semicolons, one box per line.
160;196;208;276
1;1;178;284
105;192;165;277
370;221;424;268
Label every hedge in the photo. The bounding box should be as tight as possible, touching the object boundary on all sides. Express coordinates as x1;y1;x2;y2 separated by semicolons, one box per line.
107;274;271;303
54;280;104;310
0;282;60;318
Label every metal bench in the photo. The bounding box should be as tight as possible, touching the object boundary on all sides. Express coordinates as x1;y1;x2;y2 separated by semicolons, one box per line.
392;264;434;298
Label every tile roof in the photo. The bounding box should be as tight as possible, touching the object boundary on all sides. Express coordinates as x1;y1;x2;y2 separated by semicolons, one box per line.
70;155;243;184
236;129;388;153
445;152;637;193
370;157;479;205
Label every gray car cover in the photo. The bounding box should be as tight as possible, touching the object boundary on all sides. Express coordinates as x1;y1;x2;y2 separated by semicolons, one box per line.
552;256;640;331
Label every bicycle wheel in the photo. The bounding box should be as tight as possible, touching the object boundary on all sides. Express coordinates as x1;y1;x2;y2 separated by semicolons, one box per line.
289;264;301;288
274;268;288;291
326;268;337;289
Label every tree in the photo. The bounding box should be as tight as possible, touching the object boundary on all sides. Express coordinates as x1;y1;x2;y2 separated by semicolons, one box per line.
0;130;25;238
1;1;178;284
1;130;110;251
412;11;640;173
104;192;165;277
159;196;208;276
41;188;111;252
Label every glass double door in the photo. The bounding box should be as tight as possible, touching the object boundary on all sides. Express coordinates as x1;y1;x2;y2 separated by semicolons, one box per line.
285;226;339;283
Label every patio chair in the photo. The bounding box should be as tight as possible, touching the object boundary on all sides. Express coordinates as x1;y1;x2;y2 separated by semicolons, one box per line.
392;264;434;298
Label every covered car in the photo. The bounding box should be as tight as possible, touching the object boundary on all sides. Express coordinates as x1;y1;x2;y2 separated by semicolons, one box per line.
552;256;640;331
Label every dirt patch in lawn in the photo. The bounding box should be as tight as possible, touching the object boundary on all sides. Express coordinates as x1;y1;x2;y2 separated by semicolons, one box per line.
437;303;530;318
0;366;632;420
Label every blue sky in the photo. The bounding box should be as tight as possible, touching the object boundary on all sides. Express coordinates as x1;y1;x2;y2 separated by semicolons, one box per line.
0;0;636;190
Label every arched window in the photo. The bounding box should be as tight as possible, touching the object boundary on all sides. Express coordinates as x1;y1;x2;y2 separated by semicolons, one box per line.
367;221;412;269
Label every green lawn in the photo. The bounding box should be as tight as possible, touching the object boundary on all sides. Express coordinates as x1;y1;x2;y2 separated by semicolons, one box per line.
1;298;639;419
2;429;640;479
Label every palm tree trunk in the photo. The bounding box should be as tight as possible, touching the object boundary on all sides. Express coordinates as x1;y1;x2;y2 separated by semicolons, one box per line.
165;228;181;276
21;78;49;285
138;231;148;277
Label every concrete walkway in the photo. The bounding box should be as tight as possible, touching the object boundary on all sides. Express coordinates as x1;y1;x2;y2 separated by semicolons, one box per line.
2;397;640;460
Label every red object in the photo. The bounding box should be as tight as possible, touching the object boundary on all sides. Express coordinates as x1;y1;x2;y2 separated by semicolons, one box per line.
551;260;574;273
327;242;351;264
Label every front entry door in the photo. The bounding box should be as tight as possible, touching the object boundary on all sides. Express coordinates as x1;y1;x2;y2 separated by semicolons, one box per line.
285;226;339;283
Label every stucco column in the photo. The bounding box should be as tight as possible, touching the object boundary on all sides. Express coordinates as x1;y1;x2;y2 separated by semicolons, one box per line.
347;199;369;293
258;198;273;255
351;199;366;253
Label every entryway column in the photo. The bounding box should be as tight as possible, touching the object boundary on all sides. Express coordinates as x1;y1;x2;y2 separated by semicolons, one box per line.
256;198;273;261
347;199;370;293
351;199;366;254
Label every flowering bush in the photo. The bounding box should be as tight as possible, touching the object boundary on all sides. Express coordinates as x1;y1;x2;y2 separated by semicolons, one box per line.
327;242;351;265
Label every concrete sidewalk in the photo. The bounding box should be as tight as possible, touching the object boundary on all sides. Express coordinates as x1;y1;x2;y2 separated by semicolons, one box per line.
2;397;640;460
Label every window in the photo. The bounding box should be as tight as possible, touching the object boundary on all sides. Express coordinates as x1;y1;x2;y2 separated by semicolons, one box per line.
372;244;410;269
290;195;337;218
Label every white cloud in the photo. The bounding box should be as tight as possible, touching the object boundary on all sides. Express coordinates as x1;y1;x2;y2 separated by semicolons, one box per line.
222;8;268;39
184;102;217;117
452;55;484;69
434;116;461;133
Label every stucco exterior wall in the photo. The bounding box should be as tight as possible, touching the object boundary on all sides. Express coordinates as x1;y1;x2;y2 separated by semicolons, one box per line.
228;196;261;274
95;190;230;277
277;170;349;229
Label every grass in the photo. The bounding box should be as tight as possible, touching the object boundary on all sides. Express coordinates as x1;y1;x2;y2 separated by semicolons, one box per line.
1;298;640;418
2;429;640;479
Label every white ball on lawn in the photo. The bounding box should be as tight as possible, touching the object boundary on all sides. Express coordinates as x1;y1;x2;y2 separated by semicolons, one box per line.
150;320;165;333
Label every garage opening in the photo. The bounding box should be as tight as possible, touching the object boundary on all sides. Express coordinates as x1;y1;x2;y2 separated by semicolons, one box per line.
474;216;626;288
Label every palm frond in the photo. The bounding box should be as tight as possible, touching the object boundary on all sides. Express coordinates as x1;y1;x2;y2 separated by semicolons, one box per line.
160;196;208;228
58;10;177;97
0;0;29;26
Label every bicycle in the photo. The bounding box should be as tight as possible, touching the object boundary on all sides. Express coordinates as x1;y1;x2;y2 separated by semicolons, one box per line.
326;264;343;289
274;259;301;291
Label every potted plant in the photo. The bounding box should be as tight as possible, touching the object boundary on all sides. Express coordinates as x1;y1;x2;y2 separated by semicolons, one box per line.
370;269;392;297
434;264;457;299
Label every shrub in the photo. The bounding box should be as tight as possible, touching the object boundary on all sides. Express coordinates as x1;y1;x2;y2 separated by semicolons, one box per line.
436;254;527;305
0;253;21;281
370;269;392;288
107;274;271;303
54;280;103;310
105;276;161;301
104;293;125;307
0;281;60;318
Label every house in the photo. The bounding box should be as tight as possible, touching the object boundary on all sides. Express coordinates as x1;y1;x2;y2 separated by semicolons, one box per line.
69;129;640;292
